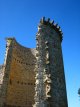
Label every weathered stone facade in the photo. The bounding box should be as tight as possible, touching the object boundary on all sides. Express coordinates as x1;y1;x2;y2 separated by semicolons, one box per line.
0;65;4;93
0;38;36;107
0;17;68;107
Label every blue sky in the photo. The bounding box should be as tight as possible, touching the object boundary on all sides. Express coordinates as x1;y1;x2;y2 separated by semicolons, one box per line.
0;0;80;106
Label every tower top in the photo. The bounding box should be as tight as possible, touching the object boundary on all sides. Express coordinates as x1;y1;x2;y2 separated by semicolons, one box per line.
40;17;63;42
5;37;15;41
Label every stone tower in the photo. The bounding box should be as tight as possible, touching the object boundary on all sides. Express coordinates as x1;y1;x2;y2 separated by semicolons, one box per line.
33;17;68;107
0;17;68;107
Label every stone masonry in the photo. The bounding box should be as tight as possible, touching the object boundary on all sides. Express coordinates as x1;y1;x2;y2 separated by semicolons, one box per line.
0;65;4;93
0;38;36;107
0;17;68;107
33;17;68;107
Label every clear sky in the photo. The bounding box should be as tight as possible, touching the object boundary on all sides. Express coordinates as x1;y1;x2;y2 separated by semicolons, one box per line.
0;0;80;107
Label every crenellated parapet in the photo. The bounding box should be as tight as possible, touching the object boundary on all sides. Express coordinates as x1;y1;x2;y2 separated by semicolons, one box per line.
39;17;63;42
0;17;68;107
34;17;68;107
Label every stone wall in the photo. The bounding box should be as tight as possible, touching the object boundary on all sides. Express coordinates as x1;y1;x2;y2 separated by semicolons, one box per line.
34;17;68;107
0;38;36;107
0;65;4;93
0;17;68;107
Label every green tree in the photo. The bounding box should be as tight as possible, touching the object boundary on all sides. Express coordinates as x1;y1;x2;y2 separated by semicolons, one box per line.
78;88;80;97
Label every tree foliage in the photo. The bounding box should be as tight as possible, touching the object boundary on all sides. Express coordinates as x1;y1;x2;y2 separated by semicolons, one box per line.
78;88;80;96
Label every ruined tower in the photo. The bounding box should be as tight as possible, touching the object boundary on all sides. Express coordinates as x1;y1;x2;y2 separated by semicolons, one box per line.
33;17;68;107
0;17;68;107
0;38;36;107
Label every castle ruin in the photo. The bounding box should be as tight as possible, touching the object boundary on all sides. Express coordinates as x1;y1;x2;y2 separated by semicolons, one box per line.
0;17;68;107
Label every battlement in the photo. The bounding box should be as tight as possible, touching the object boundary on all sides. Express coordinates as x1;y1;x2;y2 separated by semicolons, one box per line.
40;17;63;42
0;18;68;107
